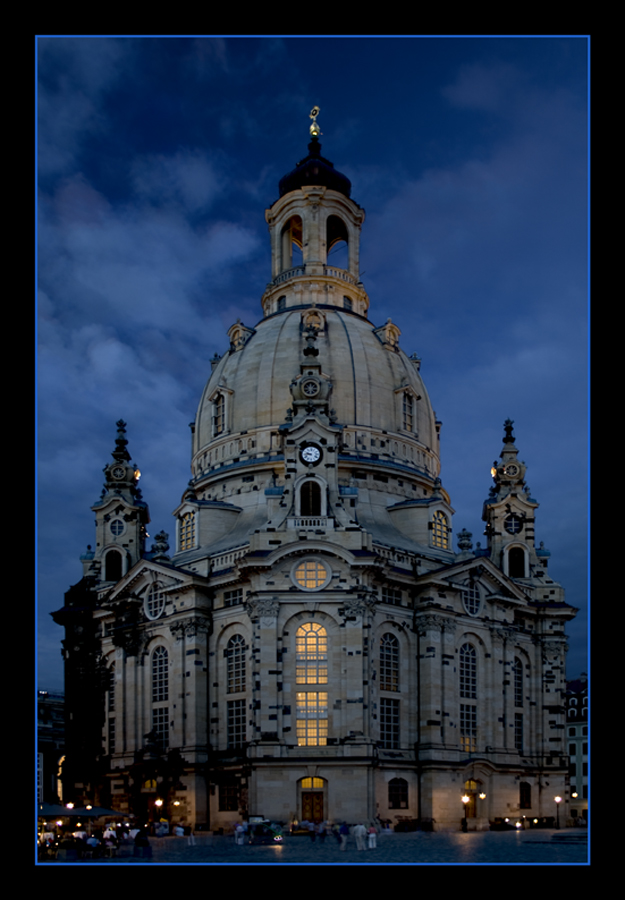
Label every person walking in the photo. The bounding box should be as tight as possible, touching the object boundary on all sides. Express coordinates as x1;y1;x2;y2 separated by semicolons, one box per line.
367;825;377;849
339;822;350;851
354;822;366;851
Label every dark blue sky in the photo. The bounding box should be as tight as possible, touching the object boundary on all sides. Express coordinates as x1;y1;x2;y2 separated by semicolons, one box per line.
37;36;589;690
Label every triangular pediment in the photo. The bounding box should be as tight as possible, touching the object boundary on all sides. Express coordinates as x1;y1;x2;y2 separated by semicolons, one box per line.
105;558;201;604
415;556;529;603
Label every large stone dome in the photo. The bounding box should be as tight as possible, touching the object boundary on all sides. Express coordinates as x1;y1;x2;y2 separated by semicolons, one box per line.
194;305;440;476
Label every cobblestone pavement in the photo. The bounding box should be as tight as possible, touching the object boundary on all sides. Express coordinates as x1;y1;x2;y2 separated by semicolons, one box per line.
42;829;589;866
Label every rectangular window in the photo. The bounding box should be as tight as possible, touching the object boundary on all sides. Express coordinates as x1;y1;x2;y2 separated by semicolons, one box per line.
152;707;169;750
460;704;477;753
381;586;402;606
227;699;247;748
224;588;243;607
108;716;115;755
296;692;328;746
214;394;225;436
219;780;240;812
179;512;195;551
379;697;400;749
514;712;523;752
402;392;413;432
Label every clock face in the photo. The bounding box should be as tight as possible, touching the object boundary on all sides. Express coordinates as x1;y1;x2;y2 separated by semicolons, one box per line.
505;464;519;477
112;466;125;479
301;445;321;464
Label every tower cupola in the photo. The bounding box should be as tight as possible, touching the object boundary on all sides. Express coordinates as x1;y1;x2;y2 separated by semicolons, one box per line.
262;108;369;318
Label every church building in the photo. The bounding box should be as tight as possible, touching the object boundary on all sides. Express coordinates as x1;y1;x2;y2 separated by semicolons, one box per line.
53;112;577;832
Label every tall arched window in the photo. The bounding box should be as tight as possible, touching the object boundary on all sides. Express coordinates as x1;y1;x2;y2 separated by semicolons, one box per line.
296;623;328;684
513;657;523;708
106;663;115;754
379;633;399;692
300;480;322;516
296;623;328;746
459;643;477;754
226;635;246;694
388;777;408;809
152;646;169;750
104;549;122;582
508;546;526;578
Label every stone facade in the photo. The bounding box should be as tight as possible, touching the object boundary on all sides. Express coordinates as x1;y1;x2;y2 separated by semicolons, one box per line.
53;125;577;832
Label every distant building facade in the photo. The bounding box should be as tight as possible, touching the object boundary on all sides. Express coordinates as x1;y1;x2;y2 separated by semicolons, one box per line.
53;124;578;831
566;674;588;823
37;690;65;803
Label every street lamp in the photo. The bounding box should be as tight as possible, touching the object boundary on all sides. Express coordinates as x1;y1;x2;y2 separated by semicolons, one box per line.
461;794;470;833
554;795;562;829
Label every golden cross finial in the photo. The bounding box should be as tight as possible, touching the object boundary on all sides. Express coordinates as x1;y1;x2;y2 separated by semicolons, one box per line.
309;106;321;137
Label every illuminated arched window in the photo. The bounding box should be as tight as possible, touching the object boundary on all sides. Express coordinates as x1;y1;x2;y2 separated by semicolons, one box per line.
296;623;328;747
296;624;328;684
431;511;449;549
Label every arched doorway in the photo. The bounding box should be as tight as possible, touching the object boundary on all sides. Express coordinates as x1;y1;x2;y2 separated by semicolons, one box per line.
300;776;325;822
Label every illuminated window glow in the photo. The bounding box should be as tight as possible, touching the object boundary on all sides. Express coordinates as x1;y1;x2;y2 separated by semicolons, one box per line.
431;511;450;549
293;559;329;591
179;512;195;551
296;623;328;684
296;692;328;746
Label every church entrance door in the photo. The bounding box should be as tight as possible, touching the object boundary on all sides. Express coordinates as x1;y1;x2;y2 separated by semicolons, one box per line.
301;791;324;822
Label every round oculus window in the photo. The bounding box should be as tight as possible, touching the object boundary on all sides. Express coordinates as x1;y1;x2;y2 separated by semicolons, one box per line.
302;379;320;397
292;558;331;591
504;515;523;535
110;518;124;536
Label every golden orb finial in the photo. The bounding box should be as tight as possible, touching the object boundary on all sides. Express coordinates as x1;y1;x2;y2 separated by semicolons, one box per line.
309;106;322;137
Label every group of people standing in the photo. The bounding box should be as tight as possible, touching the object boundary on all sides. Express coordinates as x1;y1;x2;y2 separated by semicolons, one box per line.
301;820;381;850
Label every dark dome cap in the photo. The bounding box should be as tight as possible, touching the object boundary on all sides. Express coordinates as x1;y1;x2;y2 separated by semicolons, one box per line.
278;136;352;198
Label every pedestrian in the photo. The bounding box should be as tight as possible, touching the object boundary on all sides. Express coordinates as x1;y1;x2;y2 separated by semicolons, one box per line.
187;824;196;846
318;821;327;843
308;820;316;842
235;822;245;845
354;822;366;851
367;825;377;849
339;821;350;851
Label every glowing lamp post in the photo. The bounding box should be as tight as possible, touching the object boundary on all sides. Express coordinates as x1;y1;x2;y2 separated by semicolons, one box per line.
461;794;470;832
554;795;562;829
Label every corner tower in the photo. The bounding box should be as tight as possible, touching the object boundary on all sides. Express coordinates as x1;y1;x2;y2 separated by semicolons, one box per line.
88;420;150;584
483;418;561;597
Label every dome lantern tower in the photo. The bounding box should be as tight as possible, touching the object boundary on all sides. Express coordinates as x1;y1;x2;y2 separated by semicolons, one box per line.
262;108;369;318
